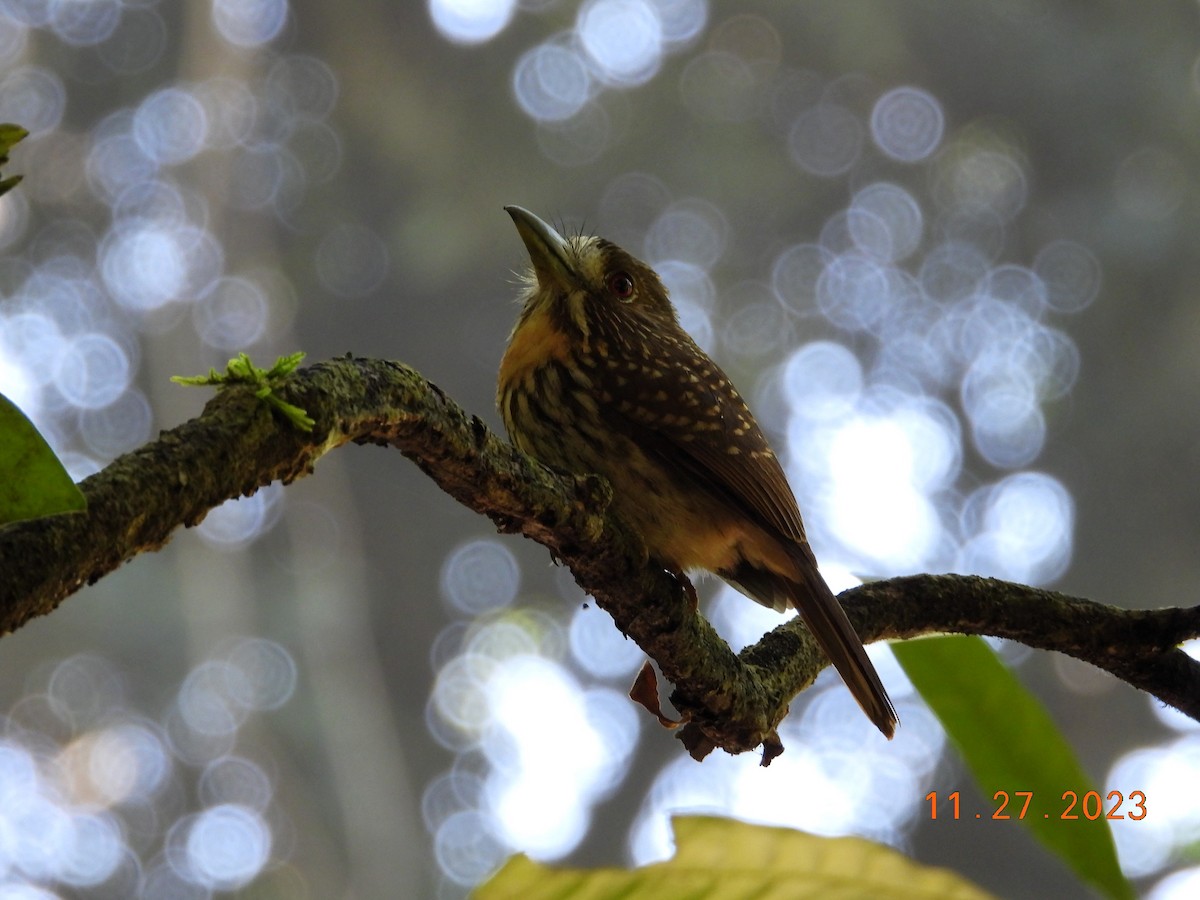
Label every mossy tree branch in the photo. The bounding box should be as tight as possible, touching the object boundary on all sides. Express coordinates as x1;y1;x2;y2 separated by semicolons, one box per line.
1;357;1197;760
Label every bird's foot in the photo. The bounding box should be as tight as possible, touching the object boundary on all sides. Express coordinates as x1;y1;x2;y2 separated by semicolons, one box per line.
666;566;700;611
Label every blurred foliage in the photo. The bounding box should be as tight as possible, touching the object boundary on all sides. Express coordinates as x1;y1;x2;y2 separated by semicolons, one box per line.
895;636;1132;900
0;119;84;527
0;122;25;195
477;815;999;899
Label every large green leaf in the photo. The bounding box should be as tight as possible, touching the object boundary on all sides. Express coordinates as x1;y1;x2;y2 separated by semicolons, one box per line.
476;815;997;899
893;635;1132;900
0;393;86;525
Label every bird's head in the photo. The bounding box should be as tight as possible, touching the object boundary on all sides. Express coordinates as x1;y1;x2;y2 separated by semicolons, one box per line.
505;205;678;338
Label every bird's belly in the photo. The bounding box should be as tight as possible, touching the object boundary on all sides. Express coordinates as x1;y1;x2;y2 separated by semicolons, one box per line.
604;455;748;571
501;361;788;575
514;416;745;570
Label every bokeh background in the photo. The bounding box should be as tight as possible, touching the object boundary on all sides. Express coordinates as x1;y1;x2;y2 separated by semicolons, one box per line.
0;0;1198;897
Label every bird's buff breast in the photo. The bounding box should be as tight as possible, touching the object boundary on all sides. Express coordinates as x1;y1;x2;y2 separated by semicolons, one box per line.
497;304;572;388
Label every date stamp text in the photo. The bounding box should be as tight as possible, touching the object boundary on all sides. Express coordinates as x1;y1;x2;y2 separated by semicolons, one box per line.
925;790;1147;821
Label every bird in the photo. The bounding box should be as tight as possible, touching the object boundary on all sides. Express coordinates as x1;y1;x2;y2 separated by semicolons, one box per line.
497;205;897;739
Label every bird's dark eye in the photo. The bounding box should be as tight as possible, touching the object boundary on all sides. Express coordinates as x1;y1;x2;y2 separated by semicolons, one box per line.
607;271;635;300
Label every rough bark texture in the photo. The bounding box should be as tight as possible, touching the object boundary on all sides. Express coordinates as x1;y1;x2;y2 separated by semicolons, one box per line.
2;357;1198;759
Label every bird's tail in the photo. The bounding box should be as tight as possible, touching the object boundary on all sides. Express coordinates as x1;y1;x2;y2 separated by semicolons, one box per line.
719;555;897;738
784;560;897;739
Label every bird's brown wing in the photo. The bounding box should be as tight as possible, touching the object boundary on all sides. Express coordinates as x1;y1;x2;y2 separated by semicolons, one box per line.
592;327;808;547
591;327;898;739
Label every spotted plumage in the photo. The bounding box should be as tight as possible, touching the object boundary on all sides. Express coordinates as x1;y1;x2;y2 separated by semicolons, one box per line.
498;206;896;738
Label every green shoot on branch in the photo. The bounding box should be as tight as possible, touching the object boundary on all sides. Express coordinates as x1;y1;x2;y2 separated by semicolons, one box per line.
173;352;315;432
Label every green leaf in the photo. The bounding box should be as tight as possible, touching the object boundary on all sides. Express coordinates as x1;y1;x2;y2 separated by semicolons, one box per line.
0;122;27;153
0;123;27;198
893;635;1133;900
476;815;998;899
173;352;314;432
0;393;86;525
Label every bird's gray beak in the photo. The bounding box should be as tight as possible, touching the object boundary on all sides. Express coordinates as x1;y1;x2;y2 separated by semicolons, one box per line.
505;205;577;291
